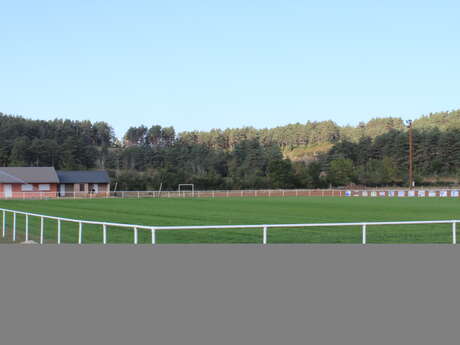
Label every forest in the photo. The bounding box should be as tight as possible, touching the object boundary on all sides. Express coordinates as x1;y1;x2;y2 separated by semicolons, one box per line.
1;109;460;190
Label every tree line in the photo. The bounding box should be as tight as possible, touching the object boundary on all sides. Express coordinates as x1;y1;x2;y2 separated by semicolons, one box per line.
1;109;460;190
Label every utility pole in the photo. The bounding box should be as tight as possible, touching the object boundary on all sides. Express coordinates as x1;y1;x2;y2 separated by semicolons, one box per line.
406;120;414;189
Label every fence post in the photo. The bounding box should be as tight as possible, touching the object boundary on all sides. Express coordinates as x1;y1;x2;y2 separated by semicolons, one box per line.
151;228;156;244
13;212;16;242
40;216;44;244
58;220;61;244
362;224;367;244
78;222;82;244
2;210;5;238
25;214;29;242
453;222;457;244
103;224;107;244
263;226;268;245
134;227;138;245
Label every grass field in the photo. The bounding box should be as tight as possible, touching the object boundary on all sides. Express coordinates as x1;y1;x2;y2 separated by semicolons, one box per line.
0;197;459;244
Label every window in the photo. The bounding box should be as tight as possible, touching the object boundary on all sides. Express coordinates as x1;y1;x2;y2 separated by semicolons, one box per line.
21;184;34;192
39;184;50;191
80;184;85;192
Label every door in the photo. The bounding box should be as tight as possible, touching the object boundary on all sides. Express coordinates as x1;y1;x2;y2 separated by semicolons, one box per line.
4;184;12;198
60;184;66;197
92;184;99;193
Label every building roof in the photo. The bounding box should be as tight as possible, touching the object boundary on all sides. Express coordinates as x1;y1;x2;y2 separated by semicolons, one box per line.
57;170;110;184
0;167;60;183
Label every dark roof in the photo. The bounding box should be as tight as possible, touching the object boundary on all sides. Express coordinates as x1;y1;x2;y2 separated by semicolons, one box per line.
0;170;25;183
0;167;59;183
57;170;110;184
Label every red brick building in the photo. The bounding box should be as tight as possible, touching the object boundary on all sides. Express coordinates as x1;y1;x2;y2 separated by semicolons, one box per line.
0;167;59;199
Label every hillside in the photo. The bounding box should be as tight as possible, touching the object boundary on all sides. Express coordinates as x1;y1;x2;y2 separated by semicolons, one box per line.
177;109;460;162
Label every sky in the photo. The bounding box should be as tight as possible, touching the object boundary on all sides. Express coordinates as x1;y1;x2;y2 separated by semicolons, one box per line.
1;0;459;138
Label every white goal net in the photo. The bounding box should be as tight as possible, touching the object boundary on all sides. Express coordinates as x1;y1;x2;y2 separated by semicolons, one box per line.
178;184;195;197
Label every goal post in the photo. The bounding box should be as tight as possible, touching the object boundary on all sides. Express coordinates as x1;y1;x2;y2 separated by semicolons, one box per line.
178;184;195;198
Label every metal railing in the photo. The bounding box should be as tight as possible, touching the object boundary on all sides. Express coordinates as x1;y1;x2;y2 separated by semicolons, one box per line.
1;207;457;244
1;188;460;200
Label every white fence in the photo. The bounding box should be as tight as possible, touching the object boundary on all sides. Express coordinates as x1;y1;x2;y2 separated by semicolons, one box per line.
0;189;341;199
2;188;460;200
1;207;457;244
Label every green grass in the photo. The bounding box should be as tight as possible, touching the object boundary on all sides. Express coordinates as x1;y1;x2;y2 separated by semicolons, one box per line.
0;197;459;244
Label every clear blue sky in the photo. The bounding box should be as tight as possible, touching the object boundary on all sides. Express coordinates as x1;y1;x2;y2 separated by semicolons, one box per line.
1;0;459;138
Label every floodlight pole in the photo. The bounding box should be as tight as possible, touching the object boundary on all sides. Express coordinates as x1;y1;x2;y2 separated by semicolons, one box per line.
407;120;414;189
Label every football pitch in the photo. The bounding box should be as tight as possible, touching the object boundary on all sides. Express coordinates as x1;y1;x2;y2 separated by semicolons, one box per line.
0;196;459;244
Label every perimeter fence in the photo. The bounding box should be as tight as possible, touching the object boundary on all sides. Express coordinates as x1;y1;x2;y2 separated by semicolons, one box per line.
2;188;460;200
